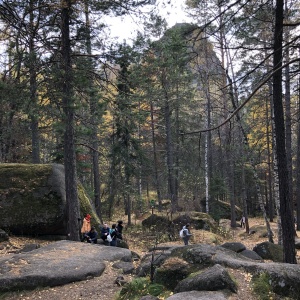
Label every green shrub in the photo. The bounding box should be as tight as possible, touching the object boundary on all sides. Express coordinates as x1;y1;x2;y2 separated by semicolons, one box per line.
116;277;169;300
252;272;274;300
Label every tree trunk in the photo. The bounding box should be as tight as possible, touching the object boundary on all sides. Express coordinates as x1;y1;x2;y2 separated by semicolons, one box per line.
227;72;274;242
297;48;300;232
284;12;293;219
272;0;296;263
150;102;162;210
29;0;40;164
61;0;80;241
163;76;177;211
84;0;102;220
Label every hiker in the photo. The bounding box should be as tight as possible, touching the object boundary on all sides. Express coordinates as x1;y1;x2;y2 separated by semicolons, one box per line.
241;216;246;228
100;223;111;244
84;226;98;244
116;220;124;240
110;224;119;246
181;223;192;245
81;214;91;242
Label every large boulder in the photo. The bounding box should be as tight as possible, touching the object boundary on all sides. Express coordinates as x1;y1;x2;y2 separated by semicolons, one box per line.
200;200;242;221
173;212;217;233
141;214;172;229
0;163;100;235
174;264;237;294
253;241;283;262
0;240;132;292
153;257;190;289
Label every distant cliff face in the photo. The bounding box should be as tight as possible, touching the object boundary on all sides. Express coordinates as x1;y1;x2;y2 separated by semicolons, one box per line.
162;22;223;75
0;163;99;235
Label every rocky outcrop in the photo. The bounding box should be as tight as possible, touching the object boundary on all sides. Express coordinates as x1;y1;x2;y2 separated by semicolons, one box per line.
0;163;100;235
135;243;300;299
0;240;132;292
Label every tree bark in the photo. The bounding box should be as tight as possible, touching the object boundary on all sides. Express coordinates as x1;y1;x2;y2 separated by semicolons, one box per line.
29;0;40;164
84;0;102;220
272;0;296;263
61;0;80;241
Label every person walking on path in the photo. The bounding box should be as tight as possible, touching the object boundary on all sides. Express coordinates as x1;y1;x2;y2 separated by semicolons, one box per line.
241;216;246;228
181;224;192;245
81;214;91;242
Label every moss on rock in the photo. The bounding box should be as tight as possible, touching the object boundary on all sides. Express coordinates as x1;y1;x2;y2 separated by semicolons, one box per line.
0;163;99;235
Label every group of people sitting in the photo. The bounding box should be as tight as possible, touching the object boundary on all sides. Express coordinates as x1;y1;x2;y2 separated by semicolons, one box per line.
80;214;124;246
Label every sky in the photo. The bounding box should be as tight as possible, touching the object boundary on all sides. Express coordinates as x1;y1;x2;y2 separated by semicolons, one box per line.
105;0;192;42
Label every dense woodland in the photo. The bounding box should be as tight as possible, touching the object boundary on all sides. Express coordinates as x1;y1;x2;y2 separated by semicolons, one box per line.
0;0;300;263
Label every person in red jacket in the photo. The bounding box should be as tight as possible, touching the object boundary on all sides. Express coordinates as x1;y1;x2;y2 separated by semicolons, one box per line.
81;214;91;242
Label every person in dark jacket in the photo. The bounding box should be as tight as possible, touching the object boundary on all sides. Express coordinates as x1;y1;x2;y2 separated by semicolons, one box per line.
86;226;98;244
116;220;124;240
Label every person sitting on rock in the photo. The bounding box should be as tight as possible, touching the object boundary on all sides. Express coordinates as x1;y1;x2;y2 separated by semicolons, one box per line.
85;226;98;244
80;214;91;242
100;223;111;244
116;220;124;240
110;224;118;246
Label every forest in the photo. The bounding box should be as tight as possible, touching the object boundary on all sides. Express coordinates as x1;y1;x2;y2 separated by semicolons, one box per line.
0;0;299;263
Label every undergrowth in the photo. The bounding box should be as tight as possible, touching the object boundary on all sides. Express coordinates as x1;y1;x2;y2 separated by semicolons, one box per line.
116;277;172;300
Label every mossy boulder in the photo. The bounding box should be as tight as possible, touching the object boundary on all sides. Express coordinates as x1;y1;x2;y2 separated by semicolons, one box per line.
142;214;172;229
0;163;100;236
154;257;190;290
253;241;283;262
173;212;217;233
249;225;269;237
203;200;242;221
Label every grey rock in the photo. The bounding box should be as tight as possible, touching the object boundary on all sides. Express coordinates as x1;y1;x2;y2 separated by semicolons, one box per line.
174;264;237;293
240;249;262;260
0;240;132;292
17;243;40;253
112;261;135;274
136;252;170;277
253;241;283;262
166;290;227;300
221;242;246;253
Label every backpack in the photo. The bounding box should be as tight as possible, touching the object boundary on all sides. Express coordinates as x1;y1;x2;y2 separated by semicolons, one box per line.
179;229;184;238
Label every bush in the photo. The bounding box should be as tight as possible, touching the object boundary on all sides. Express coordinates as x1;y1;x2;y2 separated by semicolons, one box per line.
117;277;169;300
252;272;274;300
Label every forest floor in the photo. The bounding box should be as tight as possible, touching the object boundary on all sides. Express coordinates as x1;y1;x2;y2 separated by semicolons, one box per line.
0;216;299;300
